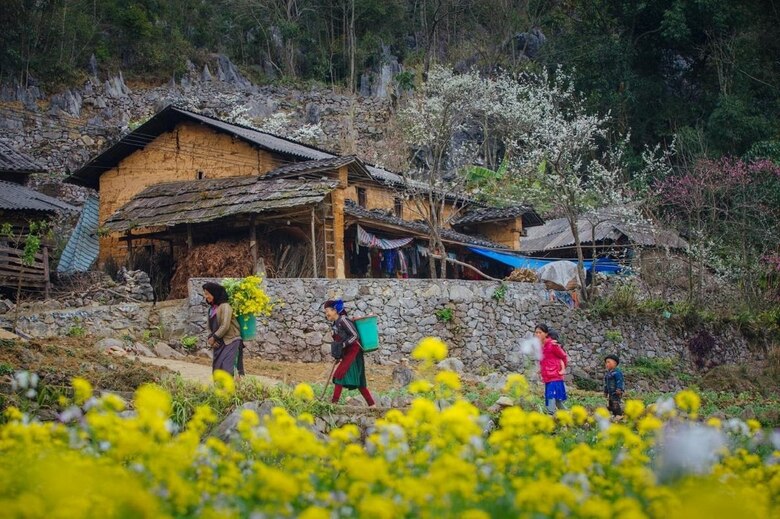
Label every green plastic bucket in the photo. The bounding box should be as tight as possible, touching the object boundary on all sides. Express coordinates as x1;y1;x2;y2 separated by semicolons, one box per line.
237;314;256;340
354;315;379;352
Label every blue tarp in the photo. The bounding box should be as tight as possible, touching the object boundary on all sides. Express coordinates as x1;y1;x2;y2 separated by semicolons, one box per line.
466;247;623;274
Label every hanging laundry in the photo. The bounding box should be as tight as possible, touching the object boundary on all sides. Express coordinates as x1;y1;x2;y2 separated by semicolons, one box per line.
358;225;414;249
397;249;409;278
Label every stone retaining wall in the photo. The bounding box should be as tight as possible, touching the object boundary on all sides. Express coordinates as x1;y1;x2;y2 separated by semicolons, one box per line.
0;278;751;380
186;278;753;378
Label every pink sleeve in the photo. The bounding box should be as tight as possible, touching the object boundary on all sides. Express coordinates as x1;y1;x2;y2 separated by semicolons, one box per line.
553;344;568;366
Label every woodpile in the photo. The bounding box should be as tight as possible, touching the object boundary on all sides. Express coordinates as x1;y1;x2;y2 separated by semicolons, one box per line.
505;268;538;283
168;240;254;299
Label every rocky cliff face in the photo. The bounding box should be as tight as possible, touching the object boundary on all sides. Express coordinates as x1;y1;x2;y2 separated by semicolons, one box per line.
0;54;402;205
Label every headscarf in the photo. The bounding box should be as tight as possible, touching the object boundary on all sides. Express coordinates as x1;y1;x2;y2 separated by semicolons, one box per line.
323;299;346;315
202;282;229;306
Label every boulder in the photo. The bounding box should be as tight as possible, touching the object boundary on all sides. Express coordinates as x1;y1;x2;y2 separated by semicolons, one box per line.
392;364;414;387
95;338;125;352
496;396;514;407
133;342;156;357
153;342;185;359
213;400;276;441
437;357;464;374
481;372;507;392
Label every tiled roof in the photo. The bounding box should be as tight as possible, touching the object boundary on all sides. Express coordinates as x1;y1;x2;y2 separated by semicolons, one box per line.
344;200;510;250
262;156;369;179
0;179;75;213
0;140;45;174
65;106;466;199
451;205;544;227
104;177;337;232
57;195;100;273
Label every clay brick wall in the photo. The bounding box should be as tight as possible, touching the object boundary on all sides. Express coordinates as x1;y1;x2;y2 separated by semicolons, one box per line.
344;182;460;226
474;218;523;250
98;122;280;263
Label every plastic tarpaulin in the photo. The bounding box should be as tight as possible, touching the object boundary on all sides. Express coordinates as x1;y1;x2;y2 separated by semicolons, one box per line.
466;247;623;274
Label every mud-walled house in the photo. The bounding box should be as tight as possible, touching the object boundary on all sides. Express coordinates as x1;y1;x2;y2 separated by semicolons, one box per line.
0;141;76;295
65;106;542;296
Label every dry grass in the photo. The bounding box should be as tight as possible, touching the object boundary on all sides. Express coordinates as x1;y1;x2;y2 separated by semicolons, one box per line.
0;337;170;393
186;356;398;391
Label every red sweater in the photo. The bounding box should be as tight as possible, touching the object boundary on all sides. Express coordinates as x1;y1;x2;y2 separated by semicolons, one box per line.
540;337;568;383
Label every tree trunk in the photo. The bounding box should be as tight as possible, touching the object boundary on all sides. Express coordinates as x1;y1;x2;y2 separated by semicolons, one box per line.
568;215;588;302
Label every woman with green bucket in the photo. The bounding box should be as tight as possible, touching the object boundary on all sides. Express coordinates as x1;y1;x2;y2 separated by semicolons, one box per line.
323;299;375;406
203;282;245;380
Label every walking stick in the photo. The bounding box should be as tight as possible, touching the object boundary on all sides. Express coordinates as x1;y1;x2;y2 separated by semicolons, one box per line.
319;360;339;401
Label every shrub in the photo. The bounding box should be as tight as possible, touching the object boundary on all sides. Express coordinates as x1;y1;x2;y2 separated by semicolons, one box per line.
66;326;86;337
180;336;198;350
435;308;454;322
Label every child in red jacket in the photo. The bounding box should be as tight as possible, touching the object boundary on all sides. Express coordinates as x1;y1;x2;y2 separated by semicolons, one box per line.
535;324;568;415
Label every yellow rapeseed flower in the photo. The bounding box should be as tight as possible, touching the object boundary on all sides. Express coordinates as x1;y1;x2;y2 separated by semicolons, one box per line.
435;370;461;391
637;415;663;435
674;389;701;418
298;506;330;519
411;337;448;363
213;369;235;398
624;400;645;420
293;383;315;402
72;377;93;405
747;419;762;434
503;373;529;399
570;405;589;426
408;380;434;394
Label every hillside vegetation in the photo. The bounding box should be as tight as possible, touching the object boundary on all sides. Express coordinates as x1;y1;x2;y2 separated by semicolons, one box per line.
2;0;779;158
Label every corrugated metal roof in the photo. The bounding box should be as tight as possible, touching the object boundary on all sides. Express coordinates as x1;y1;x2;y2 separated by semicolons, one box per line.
0;179;76;213
57;195;99;273
344;200;510;250
520;215;687;252
104;177;337;232
0;140;45;174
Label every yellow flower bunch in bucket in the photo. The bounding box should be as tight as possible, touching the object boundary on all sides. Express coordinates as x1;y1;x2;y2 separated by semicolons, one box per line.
222;275;275;339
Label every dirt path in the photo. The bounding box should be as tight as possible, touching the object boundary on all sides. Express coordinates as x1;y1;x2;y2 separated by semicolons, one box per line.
136;356;282;386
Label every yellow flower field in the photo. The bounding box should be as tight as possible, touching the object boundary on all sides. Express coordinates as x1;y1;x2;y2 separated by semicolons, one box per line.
1;339;778;518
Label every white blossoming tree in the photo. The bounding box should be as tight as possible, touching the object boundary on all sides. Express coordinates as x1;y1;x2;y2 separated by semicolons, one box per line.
396;67;490;278
397;66;664;295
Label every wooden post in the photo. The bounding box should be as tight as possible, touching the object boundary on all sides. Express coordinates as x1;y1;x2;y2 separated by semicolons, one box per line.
249;215;258;273
43;245;50;299
311;207;318;278
186;224;193;252
126;231;134;263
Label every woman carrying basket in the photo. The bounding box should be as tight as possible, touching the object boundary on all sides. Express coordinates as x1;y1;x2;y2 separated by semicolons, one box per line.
323;299;375;406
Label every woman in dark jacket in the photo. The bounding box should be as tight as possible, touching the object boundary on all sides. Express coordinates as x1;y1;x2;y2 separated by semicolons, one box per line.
324;299;374;406
203;282;245;379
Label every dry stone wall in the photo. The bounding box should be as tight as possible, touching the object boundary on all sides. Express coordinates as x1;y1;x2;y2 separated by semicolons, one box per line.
186;278;753;379
0;278;751;381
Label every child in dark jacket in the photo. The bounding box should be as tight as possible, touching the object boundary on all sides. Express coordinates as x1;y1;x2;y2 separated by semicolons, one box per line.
603;354;624;417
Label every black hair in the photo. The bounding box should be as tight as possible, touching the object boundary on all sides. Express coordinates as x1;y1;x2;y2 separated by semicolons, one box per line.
202;282;229;306
605;354;620;365
548;327;560;342
534;323;549;334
